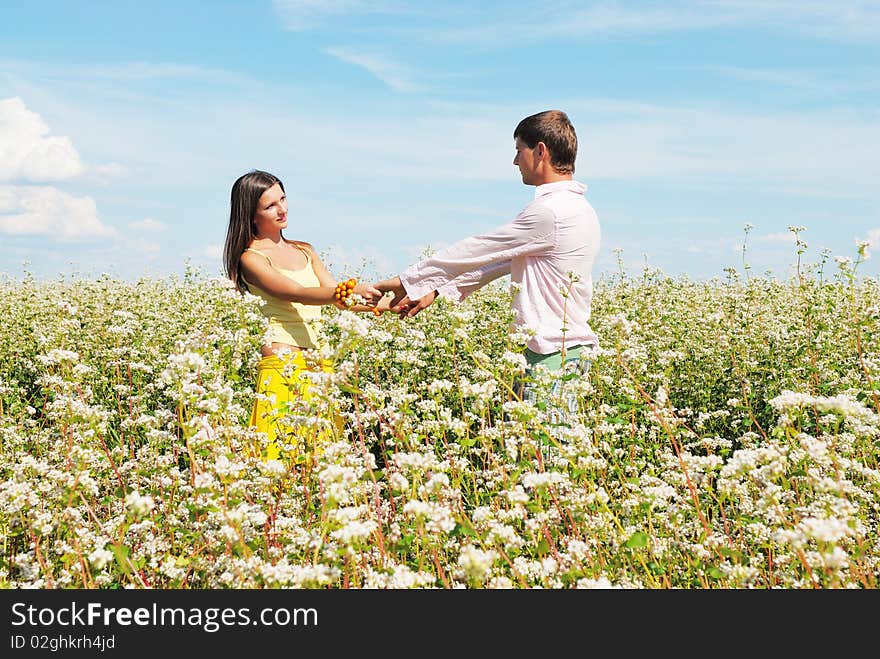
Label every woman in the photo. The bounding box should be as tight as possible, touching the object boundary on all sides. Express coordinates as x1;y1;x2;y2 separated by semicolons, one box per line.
223;169;385;461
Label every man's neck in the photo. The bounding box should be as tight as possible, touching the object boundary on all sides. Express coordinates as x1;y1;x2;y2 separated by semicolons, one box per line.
534;172;573;186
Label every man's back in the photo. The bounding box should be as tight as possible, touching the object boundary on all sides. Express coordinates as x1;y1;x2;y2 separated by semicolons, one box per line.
510;180;600;354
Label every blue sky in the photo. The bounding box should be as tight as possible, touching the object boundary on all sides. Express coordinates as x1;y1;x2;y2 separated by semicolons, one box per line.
1;1;879;283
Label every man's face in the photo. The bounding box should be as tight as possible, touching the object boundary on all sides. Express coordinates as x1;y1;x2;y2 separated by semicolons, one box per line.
513;137;538;185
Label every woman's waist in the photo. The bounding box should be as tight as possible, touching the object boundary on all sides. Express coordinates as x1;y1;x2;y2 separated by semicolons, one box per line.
261;306;322;322
263;321;321;347
257;344;333;370
264;315;322;332
261;342;305;358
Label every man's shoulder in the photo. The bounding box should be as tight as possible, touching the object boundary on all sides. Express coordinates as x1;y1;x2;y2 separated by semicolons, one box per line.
522;191;596;234
533;178;585;195
529;183;589;211
518;198;557;223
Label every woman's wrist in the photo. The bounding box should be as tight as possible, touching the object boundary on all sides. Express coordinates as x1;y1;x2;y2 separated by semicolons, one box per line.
334;278;357;306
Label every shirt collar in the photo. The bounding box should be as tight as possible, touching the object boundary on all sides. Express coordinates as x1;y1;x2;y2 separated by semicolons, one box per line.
534;179;586;199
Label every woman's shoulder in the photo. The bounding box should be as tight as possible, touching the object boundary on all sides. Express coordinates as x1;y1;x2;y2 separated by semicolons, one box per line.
285;239;316;253
242;246;268;260
285;240;319;263
240;247;273;271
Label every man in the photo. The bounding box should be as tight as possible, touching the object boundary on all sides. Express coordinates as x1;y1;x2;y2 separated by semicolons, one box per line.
376;110;600;413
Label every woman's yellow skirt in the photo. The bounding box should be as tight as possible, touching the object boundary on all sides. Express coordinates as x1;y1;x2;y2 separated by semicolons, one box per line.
249;351;340;462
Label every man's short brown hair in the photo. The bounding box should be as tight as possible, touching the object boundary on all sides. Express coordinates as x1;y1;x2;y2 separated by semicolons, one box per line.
513;110;577;175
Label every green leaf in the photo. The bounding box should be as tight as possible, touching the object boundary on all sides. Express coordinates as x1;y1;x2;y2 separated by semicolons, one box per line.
112;544;132;574
625;531;649;549
450;523;476;538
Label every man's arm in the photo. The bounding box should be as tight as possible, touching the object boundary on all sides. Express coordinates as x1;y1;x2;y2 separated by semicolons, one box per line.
392;290;438;318
400;204;555;300
374;276;408;309
437;260;511;302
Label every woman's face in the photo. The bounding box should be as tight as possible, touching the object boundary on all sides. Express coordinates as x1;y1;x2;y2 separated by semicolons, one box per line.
252;183;288;236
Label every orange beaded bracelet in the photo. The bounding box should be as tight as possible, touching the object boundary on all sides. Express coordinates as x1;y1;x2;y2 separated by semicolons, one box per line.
334;278;357;305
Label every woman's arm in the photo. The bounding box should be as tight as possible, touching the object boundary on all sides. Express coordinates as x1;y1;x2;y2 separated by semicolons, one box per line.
241;249;379;306
300;242;336;287
348;293;393;315
303;242;381;310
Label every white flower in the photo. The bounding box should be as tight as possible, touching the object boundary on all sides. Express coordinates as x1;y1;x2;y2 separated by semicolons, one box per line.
331;520;378;545
37;349;80;366
88;547;114;570
800;516;853;544
389;472;409;492
402;500;456;533
124;490;155;517
501;351;527;372
457;545;497;582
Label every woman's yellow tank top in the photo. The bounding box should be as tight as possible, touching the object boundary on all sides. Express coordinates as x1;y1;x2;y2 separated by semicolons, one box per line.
243;246;324;349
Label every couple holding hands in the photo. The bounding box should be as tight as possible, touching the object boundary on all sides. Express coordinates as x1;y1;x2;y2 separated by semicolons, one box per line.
223;110;601;461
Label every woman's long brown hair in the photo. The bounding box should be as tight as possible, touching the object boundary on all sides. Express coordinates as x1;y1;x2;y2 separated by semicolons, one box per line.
222;170;284;293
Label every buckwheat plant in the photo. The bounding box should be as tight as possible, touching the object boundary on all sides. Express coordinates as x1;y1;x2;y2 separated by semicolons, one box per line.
1;236;878;589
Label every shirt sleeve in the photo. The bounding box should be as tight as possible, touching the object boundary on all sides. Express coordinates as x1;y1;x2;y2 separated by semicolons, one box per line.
436;260;512;302
400;203;555;300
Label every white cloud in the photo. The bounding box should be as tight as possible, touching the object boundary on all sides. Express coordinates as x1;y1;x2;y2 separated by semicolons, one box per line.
0;97;118;244
0;185;115;241
83;61;235;82
430;1;880;45
203;244;223;260
93;162;129;180
273;0;396;30
10;59;873;197
324;47;420;92
130;238;160;259
0;97;84;182
320;242;397;279
129;218;166;232
701;65;880;95
758;231;799;243
569;99;880;191
708;0;880;42
0;98;111;243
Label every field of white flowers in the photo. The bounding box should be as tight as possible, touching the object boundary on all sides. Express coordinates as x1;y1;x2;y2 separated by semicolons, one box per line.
2;242;878;589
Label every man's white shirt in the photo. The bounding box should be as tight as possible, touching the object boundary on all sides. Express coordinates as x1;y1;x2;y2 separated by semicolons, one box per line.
400;179;600;355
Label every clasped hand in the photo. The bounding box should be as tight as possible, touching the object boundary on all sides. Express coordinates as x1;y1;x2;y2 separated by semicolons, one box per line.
372;276;438;319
